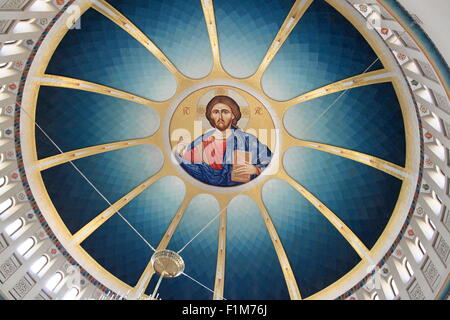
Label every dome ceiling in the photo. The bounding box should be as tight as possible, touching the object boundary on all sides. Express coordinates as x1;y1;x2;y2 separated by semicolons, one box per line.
23;0;417;299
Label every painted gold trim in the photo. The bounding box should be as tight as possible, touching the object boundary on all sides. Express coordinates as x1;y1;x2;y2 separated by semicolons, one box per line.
91;0;183;79
254;188;302;299
37;136;158;171
16;0;420;300
282;136;409;181
279;69;394;111
69;167;172;246
253;0;314;80
128;189;198;299
37;75;167;111
200;0;222;72
277;168;372;261
213;195;228;300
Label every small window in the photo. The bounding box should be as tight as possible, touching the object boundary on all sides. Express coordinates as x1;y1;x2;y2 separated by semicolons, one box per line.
30;255;49;275
372;292;380;300
432;165;446;189
434;192;442;205
0;198;13;215
0;176;6;187
4;218;24;238
63;287;80;300
17;237;36;256
46;272;64;292
398;258;412;283
417;238;427;256
390;278;399;297
427;215;437;231
432;139;446;162
409;237;425;263
429;191;443;216
405;259;414;278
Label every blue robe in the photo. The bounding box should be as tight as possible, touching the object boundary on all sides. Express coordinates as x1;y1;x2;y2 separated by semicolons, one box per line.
175;128;272;187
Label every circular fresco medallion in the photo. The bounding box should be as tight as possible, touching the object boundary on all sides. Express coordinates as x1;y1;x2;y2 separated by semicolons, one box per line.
169;86;276;187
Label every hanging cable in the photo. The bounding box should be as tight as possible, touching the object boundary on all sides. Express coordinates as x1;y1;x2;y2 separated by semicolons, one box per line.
19;105;156;252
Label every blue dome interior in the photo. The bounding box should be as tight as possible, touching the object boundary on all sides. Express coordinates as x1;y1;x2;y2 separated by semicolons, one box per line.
35;0;406;299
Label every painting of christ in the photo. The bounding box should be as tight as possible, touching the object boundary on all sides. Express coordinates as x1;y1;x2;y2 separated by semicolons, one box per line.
174;95;273;187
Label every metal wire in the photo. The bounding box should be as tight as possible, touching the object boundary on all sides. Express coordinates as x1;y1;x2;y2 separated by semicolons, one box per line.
19;105;156;252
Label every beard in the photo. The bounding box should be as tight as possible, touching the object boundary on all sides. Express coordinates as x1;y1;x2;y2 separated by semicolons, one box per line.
214;119;231;131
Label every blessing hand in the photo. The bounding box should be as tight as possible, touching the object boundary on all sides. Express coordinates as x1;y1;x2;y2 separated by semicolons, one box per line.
174;136;187;156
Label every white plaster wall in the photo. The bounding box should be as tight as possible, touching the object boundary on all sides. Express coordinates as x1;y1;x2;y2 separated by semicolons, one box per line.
397;0;450;65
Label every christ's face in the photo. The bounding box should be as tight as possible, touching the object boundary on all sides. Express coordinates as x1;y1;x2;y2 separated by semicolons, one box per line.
210;103;235;131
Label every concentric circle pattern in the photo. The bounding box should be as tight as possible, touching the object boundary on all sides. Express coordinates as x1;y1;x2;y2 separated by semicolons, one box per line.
31;0;412;299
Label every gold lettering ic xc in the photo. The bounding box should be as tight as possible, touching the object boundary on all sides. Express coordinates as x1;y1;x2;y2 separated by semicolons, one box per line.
254;106;263;115
183;106;191;115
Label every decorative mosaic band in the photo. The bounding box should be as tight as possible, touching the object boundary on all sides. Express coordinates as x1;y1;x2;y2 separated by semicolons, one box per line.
338;94;424;299
381;0;450;88
10;0;431;300
338;0;442;299
13;0;115;296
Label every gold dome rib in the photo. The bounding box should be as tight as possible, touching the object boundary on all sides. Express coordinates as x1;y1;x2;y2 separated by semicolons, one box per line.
91;0;183;79
24;0;418;300
37;136;159;171
37;75;168;110
157;187;204;251
265;72;396;122
128;189;199;299
281;134;410;181
69;163;176;247
212;195;229;300
278;69;395;112
253;0;314;80
254;188;303;300
200;0;222;72
276;168;372;262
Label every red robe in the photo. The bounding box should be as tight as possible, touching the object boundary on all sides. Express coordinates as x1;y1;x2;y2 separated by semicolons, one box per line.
183;135;227;170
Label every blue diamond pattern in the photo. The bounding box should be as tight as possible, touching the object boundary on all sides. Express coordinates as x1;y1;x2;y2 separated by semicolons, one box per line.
284;82;406;166
225;195;290;300
35;124;61;159
36;86;160;159
107;0;213;79
81;214;153;287
283;147;403;249
119;176;186;248
262;0;383;100
45;8;176;101
262;179;361;298
41;145;163;234
216;0;295;78
146;194;219;299
36;0;404;299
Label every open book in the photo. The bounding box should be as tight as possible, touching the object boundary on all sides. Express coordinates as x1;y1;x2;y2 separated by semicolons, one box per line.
231;150;253;183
